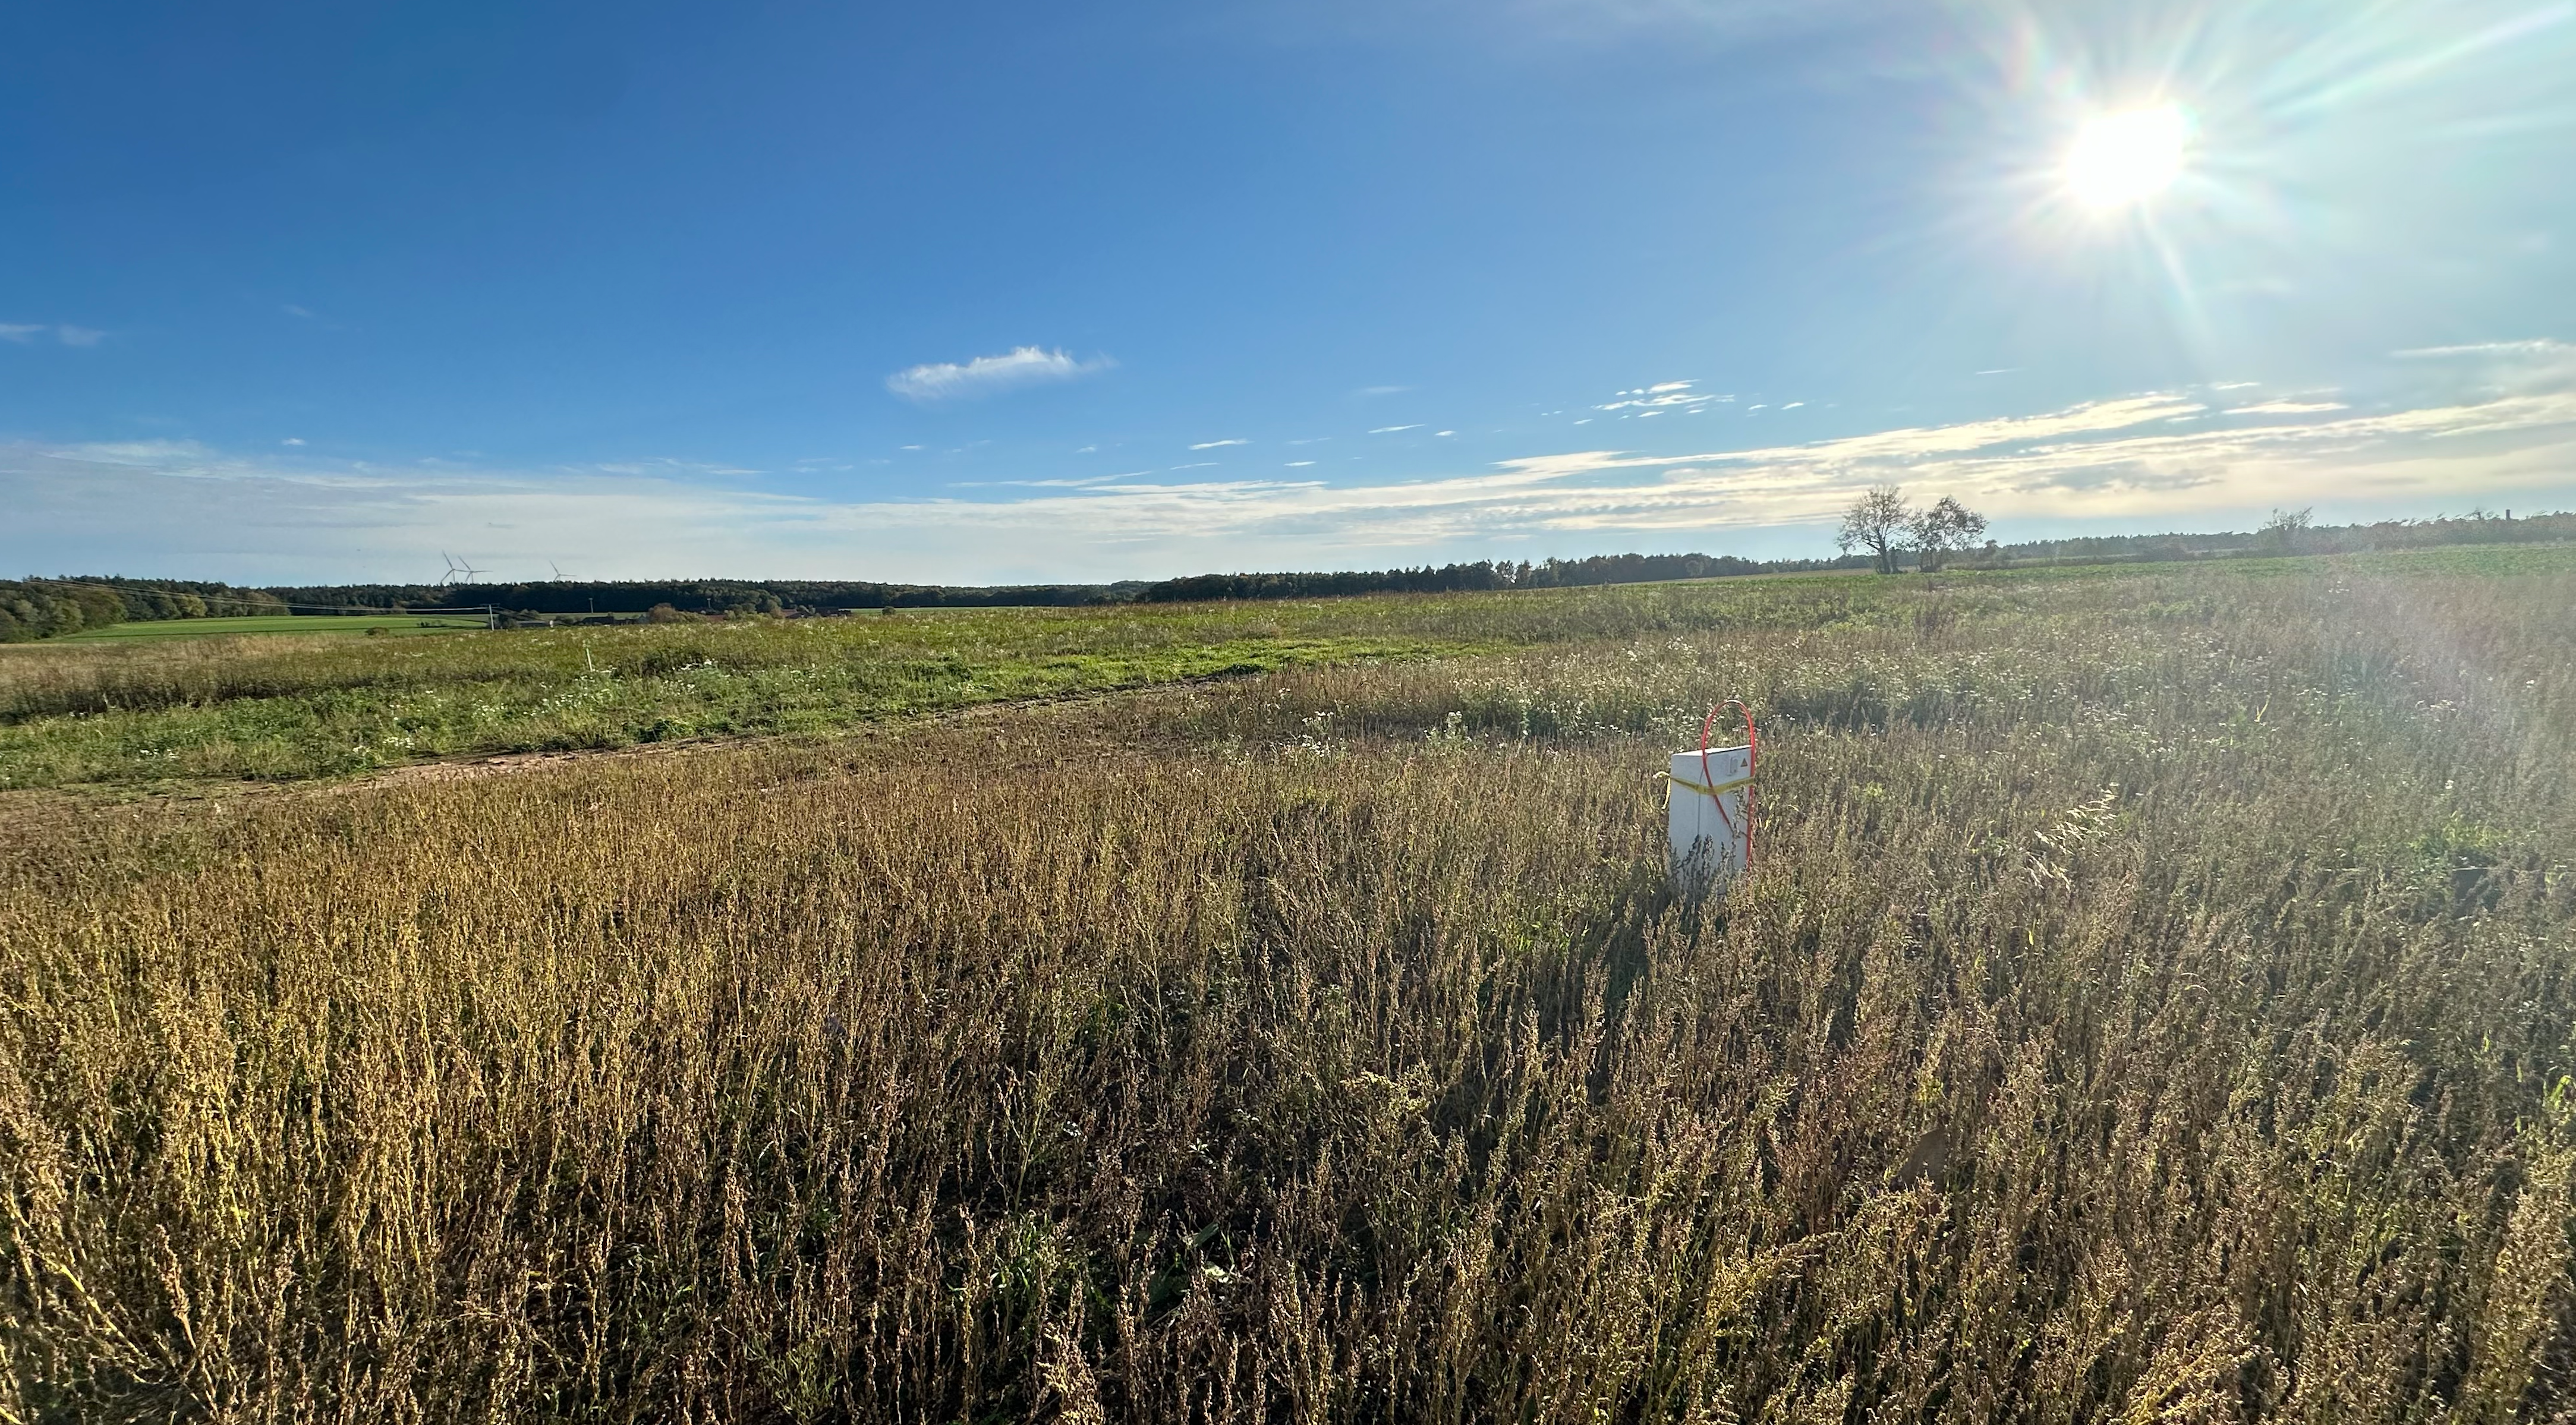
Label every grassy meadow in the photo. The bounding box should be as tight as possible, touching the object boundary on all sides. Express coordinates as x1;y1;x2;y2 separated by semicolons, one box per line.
0;576;1923;792
4;548;2574;1421
53;613;493;642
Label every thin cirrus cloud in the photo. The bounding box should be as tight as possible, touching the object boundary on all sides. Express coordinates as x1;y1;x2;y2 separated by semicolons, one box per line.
883;345;1113;404
1;323;103;346
1596;379;1728;415
2224;400;2349;416
8;342;2572;584
1188;438;1249;450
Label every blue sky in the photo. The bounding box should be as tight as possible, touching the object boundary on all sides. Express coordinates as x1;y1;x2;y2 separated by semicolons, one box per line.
5;0;2572;584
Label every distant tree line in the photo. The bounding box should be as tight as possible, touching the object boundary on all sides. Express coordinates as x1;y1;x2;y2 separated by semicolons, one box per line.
6;506;2569;639
1996;506;2576;565
0;578;283;643
1831;493;2576;573
1135;551;1870;603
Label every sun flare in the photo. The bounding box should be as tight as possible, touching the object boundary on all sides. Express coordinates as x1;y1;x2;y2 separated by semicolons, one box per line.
2065;105;2190;210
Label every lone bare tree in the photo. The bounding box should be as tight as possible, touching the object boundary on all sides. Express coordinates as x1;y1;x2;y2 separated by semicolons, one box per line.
1909;496;1989;572
2261;506;2312;555
1837;485;1911;573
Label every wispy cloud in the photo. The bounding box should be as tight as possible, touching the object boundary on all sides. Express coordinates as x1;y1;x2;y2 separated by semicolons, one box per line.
884;346;1113;404
1596;379;1727;415
2395;339;2572;360
574;456;764;479
1368;424;1424;434
2225;400;2348;416
1;323;103;346
1189;438;1249;450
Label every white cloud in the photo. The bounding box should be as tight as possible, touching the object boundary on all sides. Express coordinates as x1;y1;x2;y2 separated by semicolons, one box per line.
1369;424;1424;434
2225;401;2348;416
884;346;1111;403
2394;339;2572;360
1596;380;1726;415
1189;438;1249;450
0;323;100;346
282;437;306;446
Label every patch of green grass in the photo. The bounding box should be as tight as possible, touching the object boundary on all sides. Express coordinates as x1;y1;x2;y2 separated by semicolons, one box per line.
0;581;1901;789
0;624;1481;787
56;613;489;641
4;547;2569;791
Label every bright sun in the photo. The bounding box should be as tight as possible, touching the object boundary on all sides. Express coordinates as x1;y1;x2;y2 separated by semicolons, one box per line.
2065;105;2190;210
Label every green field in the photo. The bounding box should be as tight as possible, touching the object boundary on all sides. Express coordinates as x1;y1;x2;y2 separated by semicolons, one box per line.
0;579;1820;789
1;547;2569;792
56;612;490;641
5;547;2575;1420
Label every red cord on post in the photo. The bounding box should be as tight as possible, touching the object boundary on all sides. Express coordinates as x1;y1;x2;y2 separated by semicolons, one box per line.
1698;699;1758;869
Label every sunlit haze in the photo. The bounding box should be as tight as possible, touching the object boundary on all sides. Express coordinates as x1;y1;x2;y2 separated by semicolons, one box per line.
2;0;2572;584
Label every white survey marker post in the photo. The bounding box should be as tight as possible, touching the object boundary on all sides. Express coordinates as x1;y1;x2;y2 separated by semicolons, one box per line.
1668;744;1752;892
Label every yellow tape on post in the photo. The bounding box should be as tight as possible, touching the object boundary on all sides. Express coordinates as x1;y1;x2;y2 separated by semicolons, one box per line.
1664;771;1753;800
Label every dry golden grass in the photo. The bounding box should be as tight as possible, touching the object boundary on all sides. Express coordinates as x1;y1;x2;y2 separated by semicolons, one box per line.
4;554;2573;1421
